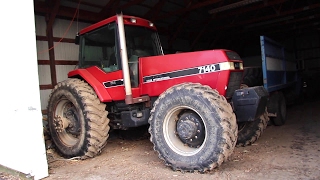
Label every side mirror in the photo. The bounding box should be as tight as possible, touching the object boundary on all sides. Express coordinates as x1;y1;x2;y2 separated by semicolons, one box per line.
75;35;79;45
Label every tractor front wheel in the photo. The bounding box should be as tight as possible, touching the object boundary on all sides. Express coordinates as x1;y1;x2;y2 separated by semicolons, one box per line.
47;78;110;159
149;83;237;172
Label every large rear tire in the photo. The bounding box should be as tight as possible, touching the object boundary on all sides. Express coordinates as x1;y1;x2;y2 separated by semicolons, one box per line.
149;83;237;172
47;78;110;159
236;84;269;146
242;67;263;87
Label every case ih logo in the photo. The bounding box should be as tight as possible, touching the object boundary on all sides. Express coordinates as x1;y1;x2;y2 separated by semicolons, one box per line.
103;79;124;88
143;63;220;83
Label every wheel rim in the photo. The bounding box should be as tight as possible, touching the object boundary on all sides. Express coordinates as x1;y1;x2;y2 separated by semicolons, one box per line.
53;97;81;147
163;106;207;156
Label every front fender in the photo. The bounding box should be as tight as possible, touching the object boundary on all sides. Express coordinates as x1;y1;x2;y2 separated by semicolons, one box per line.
68;69;112;102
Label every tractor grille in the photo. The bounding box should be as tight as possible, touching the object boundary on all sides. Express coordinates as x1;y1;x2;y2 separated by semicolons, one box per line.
225;72;243;98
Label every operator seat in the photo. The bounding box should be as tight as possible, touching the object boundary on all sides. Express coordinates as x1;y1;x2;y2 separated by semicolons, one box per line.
109;45;117;66
129;49;150;87
109;52;117;66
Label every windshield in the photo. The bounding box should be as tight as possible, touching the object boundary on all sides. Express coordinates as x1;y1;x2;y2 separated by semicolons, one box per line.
78;23;163;72
125;25;163;58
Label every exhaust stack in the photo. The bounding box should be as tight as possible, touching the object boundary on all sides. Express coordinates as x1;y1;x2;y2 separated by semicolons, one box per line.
116;12;133;104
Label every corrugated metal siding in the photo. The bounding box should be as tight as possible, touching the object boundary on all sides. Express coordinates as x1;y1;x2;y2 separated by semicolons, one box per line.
35;15;46;36
36;16;92;111
36;41;49;60
295;32;320;70
38;65;51;85
40;90;52;110
305;60;320;68
56;65;77;82
53;18;91;39
297;49;320;60
54;42;79;60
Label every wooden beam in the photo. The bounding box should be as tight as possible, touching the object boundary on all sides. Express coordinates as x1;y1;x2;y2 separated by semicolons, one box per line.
36;35;75;43
185;0;289;30
144;0;166;20
46;19;58;87
120;0;145;9
168;1;193;48
190;19;211;50
38;60;78;65
34;1;98;23
154;0;221;21
99;0;145;18
65;0;103;9
98;0;118;20
40;84;54;90
214;2;320;31
46;0;60;34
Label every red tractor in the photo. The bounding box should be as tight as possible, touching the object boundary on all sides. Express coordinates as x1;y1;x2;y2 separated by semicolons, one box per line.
47;13;268;172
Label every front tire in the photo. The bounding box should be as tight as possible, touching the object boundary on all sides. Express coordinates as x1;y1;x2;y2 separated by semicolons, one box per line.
47;79;110;159
149;83;237;172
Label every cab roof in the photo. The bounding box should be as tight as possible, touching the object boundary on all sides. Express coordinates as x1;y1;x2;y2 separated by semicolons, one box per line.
79;15;157;35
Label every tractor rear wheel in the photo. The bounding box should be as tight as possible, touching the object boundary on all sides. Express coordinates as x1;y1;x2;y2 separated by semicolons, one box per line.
47;78;110;159
236;84;269;146
149;83;237;172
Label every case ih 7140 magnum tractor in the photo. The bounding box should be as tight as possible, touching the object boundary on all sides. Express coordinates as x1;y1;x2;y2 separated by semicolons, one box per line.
47;13;268;172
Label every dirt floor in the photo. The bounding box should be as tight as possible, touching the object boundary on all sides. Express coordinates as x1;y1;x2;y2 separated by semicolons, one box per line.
39;100;320;180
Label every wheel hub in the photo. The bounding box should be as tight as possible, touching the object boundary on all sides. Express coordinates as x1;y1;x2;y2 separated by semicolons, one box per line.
53;105;80;136
53;116;67;133
176;111;205;148
64;106;80;136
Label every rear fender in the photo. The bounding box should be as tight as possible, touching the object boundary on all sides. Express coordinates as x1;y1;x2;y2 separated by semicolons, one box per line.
68;69;112;102
232;86;269;122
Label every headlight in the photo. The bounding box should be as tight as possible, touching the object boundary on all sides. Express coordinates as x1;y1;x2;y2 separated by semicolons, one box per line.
220;62;243;70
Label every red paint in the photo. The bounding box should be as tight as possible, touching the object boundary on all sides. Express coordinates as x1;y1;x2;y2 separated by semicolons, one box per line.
70;15;244;103
68;50;242;102
79;15;157;35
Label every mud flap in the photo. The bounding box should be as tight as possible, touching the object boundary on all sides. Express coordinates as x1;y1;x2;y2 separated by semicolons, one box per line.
232;86;269;122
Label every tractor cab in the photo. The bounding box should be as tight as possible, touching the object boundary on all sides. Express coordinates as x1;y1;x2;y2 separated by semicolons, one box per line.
76;15;163;87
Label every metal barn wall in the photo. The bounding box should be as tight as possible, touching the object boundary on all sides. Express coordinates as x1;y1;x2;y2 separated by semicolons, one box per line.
295;32;320;71
158;35;192;54
35;15;91;110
